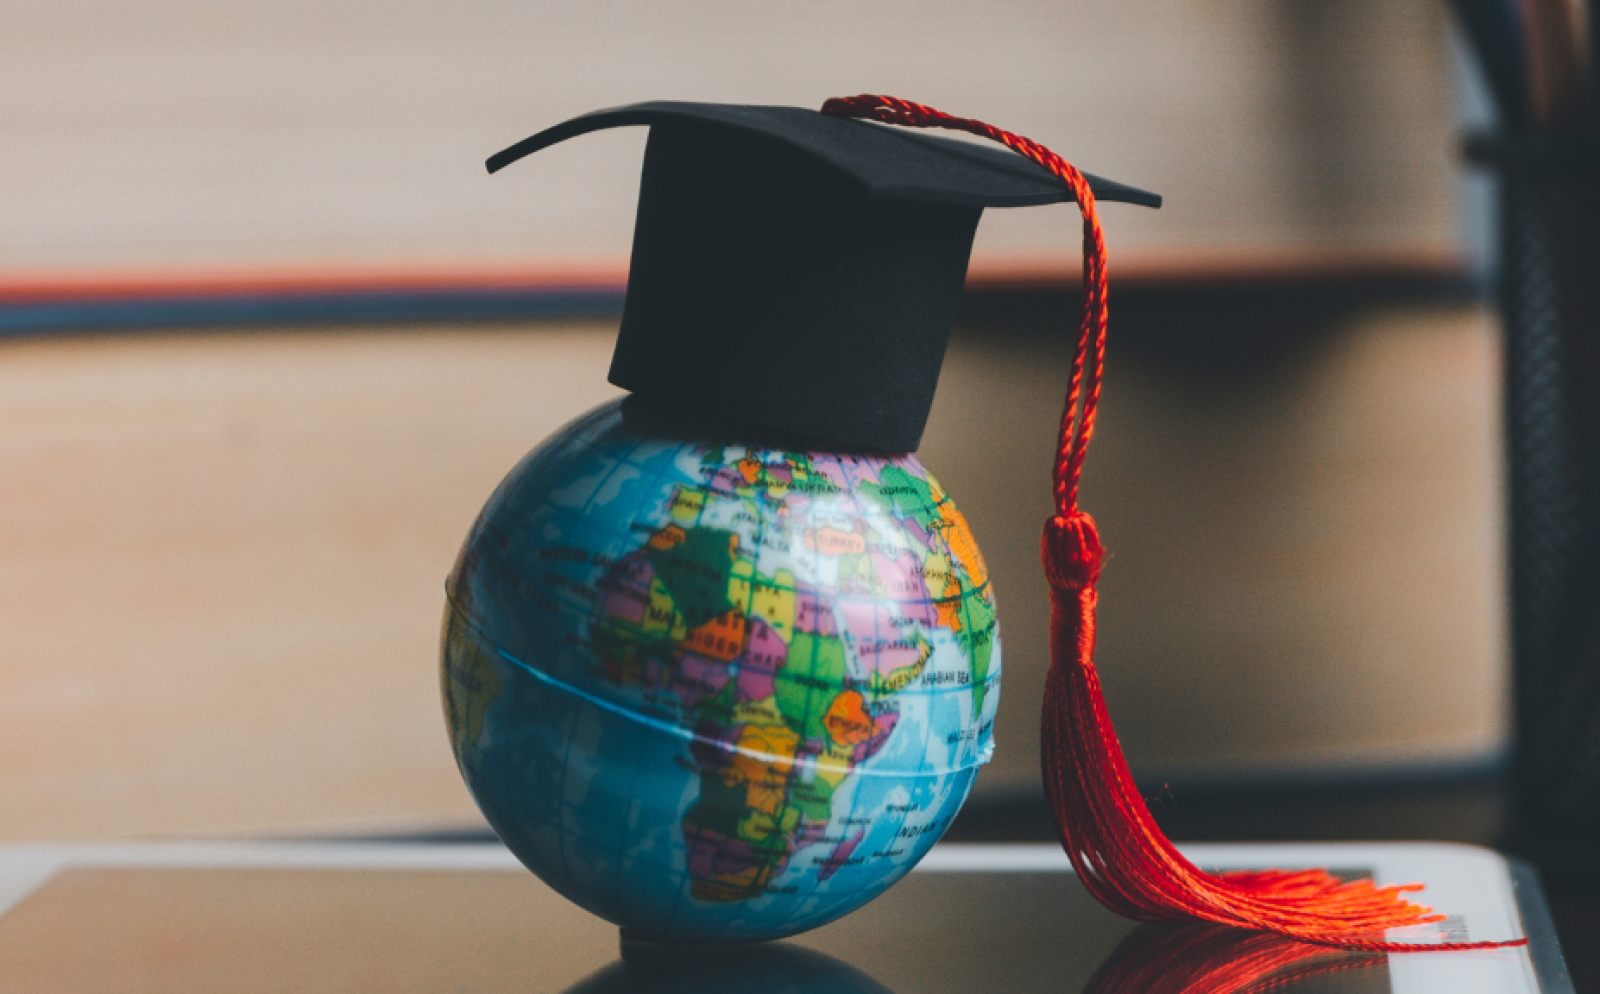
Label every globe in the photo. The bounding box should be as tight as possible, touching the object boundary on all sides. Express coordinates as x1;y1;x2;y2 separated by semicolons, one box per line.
442;397;1000;941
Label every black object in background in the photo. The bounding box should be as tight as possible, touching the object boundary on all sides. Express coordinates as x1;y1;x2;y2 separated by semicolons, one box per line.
1450;0;1600;891
1499;156;1600;882
1447;0;1529;128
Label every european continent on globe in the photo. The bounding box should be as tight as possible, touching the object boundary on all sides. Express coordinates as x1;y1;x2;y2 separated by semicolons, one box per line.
443;400;999;940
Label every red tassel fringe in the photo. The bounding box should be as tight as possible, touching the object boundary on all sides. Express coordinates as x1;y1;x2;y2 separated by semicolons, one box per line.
1040;510;1521;950
821;94;1527;952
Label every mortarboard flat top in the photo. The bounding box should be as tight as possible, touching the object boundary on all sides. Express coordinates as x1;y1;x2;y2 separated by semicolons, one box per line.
488;101;1162;211
491;101;1160;452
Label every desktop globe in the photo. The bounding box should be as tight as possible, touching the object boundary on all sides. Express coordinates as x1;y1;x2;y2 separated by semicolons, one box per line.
442;398;1000;941
436;96;1152;942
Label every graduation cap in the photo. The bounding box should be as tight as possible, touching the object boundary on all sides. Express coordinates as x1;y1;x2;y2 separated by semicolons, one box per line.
488;101;1160;452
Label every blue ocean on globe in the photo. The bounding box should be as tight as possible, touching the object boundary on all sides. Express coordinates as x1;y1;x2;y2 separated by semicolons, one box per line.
442;398;1000;941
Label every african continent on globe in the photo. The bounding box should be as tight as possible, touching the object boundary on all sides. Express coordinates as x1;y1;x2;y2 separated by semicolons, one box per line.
443;398;1000;941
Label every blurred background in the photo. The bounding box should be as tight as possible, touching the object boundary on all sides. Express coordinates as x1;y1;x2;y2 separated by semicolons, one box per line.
1;0;1508;844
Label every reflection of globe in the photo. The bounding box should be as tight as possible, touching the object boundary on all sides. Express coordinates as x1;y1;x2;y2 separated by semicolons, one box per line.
442;397;1000;941
566;943;896;994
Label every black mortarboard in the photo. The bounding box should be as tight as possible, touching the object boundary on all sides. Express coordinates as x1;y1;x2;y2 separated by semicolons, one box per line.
489;101;1160;452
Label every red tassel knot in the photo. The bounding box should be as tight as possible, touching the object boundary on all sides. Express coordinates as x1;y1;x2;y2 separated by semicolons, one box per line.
1042;511;1104;592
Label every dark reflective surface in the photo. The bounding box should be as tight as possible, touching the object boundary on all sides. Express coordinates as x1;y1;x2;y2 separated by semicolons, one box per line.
1083;923;1387;994
0;865;1393;993
570;942;895;994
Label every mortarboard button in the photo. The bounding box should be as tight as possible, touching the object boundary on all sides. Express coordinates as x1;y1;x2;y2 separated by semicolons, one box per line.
488;101;1161;452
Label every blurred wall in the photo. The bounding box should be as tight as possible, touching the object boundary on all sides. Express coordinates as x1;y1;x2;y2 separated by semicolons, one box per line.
930;299;1504;798
3;0;1454;273
0;0;1505;839
0;302;1504;839
0;328;621;837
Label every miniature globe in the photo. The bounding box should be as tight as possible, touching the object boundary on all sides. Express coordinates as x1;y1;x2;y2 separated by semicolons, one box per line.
442;397;1000;941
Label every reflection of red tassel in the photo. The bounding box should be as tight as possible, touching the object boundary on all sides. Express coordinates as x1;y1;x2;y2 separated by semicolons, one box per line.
822;94;1527;952
1085;923;1385;994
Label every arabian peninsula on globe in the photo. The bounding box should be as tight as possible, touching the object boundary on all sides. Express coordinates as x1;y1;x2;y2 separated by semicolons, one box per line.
443;398;1000;941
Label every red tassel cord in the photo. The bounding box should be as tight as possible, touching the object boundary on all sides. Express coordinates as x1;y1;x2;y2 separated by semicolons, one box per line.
821;94;1527;952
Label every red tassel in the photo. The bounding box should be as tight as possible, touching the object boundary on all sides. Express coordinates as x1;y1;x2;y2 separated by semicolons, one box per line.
821;94;1527;952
